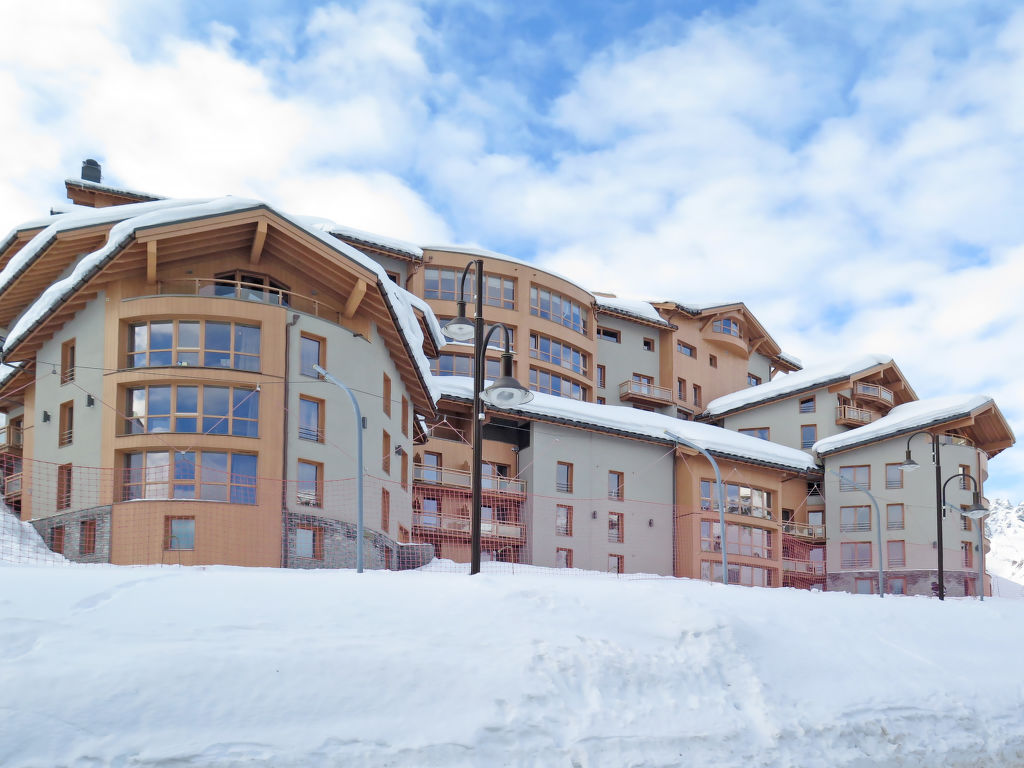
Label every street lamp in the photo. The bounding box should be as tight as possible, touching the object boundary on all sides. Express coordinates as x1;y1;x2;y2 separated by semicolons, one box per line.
828;468;885;598
899;430;948;599
664;430;728;586
441;259;532;575
943;472;988;601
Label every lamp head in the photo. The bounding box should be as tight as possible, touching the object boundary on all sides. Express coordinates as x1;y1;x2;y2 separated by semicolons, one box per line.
441;303;475;342
962;491;989;519
480;352;533;407
898;449;920;472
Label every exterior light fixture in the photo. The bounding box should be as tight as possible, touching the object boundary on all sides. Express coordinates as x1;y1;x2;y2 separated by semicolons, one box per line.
86;394;95;407
481;351;533;407
898;449;920;472
904;430;947;599
42;410;51;422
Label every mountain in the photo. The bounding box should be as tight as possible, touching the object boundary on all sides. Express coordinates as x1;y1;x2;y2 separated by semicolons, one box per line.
986;498;1024;597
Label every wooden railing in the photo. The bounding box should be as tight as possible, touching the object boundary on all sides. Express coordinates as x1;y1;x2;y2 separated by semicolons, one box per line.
413;464;527;494
0;425;23;451
413;511;524;540
156;278;346;325
853;381;894;404
618;379;672;404
783;559;825;575
3;472;22;498
781;521;825;538
836;405;875;425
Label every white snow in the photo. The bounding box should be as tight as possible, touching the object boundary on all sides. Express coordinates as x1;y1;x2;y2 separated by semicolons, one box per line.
778;350;803;368
813;394;996;456
299;217;423;259
986;498;1024;588
435;376;817;471
592;294;673;325
422;243;593;294
705;353;894;417
64;175;166;202
0;508;66;565
2;553;1024;764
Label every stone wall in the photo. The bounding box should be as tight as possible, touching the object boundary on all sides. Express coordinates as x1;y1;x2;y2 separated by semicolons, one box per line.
828;569;982;597
284;511;433;570
31;506;112;564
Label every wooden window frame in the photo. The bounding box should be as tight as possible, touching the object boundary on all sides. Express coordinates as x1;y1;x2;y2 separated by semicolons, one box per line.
57;463;72;510
838;465;870;491
556;547;573;568
709;354;717;368
382;373;392;417
382;431;391;474
398;525;410;544
295;524;324;560
79;518;97;556
381;488;391;533
61;339;76;385
556;461;573;493
58;400;74;447
677;341;696;357
801;424;817;449
886;503;904;530
596;327;620;343
298;395;324;442
886;540;906;568
596;365;606;389
854;577;875;595
885;463;903;490
608;511;624;543
401;396;409;437
841;541;872;569
739;427;770;441
677;378;686;401
888;577;906;595
642;337;654;352
401;451;409;491
608;554;624;574
555;504;573;536
596;396;606;405
840;505;872;532
692;384;702;408
164;516;195;551
608;471;624;501
51;525;65;554
299;332;326;377
799;396;816;414
297;460;324;508
747;373;761;387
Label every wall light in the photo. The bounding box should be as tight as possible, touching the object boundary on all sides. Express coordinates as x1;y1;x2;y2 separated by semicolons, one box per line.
86;394;95;407
42;411;51;422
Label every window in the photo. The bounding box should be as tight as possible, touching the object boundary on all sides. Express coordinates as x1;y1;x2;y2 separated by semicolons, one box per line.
57;463;72;511
724;524;773;558
529;369;585;400
808;510;824;527
643;337;654;352
401;451;409;491
886;504;904;530
692;384;702;408
608;471;624;500
701;561;773;587
299;333;325;377
885;464;903;490
556;462;573;493
799;396;815;414
556;547;573;568
398;525;410;544
709;354;717;368
700;521;722;552
801;425;817;450
401;397;409;437
555;505;572;536
58;401;73;446
431;353;500;379
677;378;686;401
608;554;624;574
840;541;872;569
386;271;400;284
213;271;289;304
298;396;323;442
700;480;773;518
165;517;195;551
840;506;871;532
483;274;516;309
959;464;971;490
739;427;770;441
530;286;586;334
961;514;972;532
297;460;323;507
381;488;390;533
424;268;514;308
79;519;96;556
61;339;76;384
854;578;874;594
50;525;65;554
631;373;654;394
838;465;870;491
747;373;761;387
420;452;441;483
964;577;976;597
594;365;606;390
596;327;620;343
128;320;260;371
712;318;741;337
382;431;391;473
888;577;906;595
125;385;259;437
122;451;257;504
380;373;392;417
962;541;974;568
295;525;324;560
677;341;695;357
887;540;906;568
530;333;588;374
596;397;606;405
608;511;624;543
418;497;440;527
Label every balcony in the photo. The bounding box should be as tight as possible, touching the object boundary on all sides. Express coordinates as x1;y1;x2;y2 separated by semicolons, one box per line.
413;464;527;495
154;278;345;325
0;425;23;453
412;510;524;541
782;559;825;576
836;405;877;427
618;379;673;407
782;521;825;539
3;472;22;500
853;381;895;406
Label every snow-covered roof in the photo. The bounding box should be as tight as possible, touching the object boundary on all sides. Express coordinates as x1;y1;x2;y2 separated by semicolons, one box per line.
435;376;817;472
298;217;423;260
813;394;996;456
422;244;593;296
592;295;675;328
1;198;444;404
704;353;893;418
64;176;165;202
777;351;803;368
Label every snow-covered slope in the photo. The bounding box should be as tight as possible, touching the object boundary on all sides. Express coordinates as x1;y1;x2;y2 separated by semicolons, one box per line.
0;506;66;565
987;498;1024;587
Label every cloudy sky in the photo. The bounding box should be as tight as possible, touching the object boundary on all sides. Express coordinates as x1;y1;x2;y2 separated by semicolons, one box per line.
2;0;1022;500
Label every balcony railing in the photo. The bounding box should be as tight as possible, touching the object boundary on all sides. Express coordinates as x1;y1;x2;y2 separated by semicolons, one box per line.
782;559;825;575
836;405;875;426
0;425;23;452
781;521;825;539
413;464;527;494
618;379;673;405
154;278;346;325
840;521;871;533
853;381;895;404
841;556;872;569
413;511;524;540
939;434;974;447
3;472;22;498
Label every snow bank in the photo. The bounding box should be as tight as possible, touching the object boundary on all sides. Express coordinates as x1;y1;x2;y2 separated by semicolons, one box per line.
0;563;1022;766
435;376;817;472
814;394;995;455
706;353;893;417
0;504;66;565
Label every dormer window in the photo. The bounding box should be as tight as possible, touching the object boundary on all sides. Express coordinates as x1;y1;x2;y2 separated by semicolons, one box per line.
712;318;741;338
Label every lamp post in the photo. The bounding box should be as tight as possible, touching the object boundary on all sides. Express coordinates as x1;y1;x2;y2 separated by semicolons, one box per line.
441;259;532;575
828;467;885;598
664;430;728;586
899;431;947;599
942;472;988;600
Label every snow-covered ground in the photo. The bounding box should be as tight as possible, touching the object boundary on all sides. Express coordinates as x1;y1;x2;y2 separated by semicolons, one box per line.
3;522;1024;766
987;498;1024;599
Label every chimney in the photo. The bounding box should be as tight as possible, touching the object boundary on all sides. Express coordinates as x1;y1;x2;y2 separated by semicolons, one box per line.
81;159;101;183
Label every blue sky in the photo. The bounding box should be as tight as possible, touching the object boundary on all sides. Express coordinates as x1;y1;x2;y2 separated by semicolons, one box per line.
1;0;1023;500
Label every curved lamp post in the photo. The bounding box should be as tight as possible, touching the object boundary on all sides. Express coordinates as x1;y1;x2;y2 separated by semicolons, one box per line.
899;430;948;599
442;259;532;575
942;472;988;600
664;430;728;586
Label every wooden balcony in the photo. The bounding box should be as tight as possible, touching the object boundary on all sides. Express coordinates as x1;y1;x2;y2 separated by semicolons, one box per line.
3;472;23;500
154;278;345;325
782;558;825;576
618;379;673;407
835;405;877;427
412;510;524;541
0;425;23;454
853;381;895;407
413;464;527;495
781;521;825;539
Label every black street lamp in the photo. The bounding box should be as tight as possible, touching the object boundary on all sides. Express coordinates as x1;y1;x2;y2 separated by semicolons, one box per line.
441;259;532;574
951;473;989;600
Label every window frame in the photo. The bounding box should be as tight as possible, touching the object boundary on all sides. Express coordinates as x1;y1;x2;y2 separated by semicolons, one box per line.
799;396;816;414
61;339;76;385
58;400;74;447
79;519;97;556
57;463;73;511
382;373;392;418
608;554;624;574
608;511;624;543
555;504;573;537
677;341;696;357
800;424;817;450
886;540;906;568
295;524;324;560
739;427;770;441
886;503;904;530
885;463;903;490
297;459;324;508
608;470;624;501
838;465;870;491
381;488;391;533
164;516;195;551
555;547;573;569
555;462;573;493
596;327;621;343
299;332;326;378
642;337;654;352
298;395;324;442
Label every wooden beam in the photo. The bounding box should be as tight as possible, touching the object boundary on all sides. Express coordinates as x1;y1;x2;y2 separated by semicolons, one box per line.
146;241;158;284
249;219;267;265
343;279;368;319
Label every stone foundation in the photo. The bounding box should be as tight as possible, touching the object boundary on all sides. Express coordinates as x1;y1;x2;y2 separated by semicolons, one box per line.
31;506;112;564
284;511;433;570
828;569;983;597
